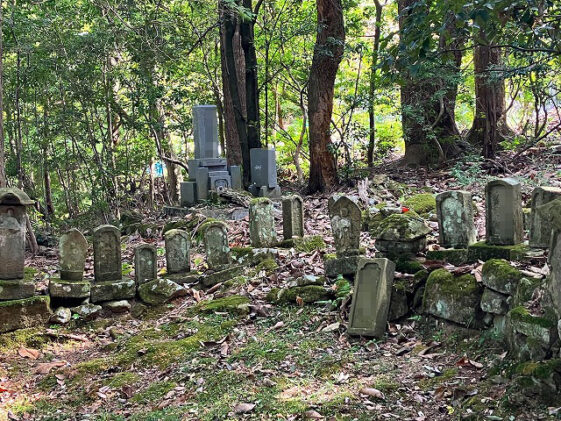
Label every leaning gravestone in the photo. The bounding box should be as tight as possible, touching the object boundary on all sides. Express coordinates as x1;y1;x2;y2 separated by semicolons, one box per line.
0;188;51;332
485;178;524;245
203;221;231;269
165;229;191;274
282;195;304;240
91;225;135;303
49;229;91;301
436;191;477;248
135;244;157;285
537;199;561;315
348;258;395;337
529;186;561;248
249;198;277;247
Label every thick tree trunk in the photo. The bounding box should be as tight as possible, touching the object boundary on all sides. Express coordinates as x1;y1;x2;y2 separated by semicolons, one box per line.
307;0;345;193
398;0;462;167
0;0;6;188
467;32;512;158
367;0;382;167
219;2;244;166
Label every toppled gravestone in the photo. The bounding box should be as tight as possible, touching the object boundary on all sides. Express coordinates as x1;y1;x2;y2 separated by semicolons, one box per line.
138;278;188;306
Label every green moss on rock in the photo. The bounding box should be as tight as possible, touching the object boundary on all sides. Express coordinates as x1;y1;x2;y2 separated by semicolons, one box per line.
395;259;424;274
404;193;436;215
482;259;522;295
467;241;528;262
426;249;469;266
195;295;250;315
266;285;332;305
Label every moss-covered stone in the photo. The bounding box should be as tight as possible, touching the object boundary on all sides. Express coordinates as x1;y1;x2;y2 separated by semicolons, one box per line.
482;259;522;295
202;265;245;288
195;295;250;315
403;193;436;215
277;235;327;252
395;259;424;274
138;278;188;306
373;213;431;257
426;249;469;266
0;279;35;300
70;303;102;320
505;306;559;361
467;241;528;262
48;278;90;299
164;272;201;285
90;279;136;303
266;285;332;305
423;269;484;327
514;277;542;306
480;287;510;315
324;255;361;278
0;296;51;333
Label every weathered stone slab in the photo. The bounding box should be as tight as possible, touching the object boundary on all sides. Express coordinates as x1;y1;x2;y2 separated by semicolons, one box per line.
165;229;190;274
529;187;561;248
426;248;468;266
436;191;477;248
0;296;51;333
51;307;71;324
59;229;88;281
193;105;219;159
348;258;395;337
373;213;431;258
480;288;510;315
138;278;187;306
485;178;524;245
134;244;157;285
422;269;484;327
71;303;102;321
203;221;231;269
329;195;361;257
548;229;561;317
180;181;197;207
481;259;522;295
282;195;304;240
90;279;136;303
49;279;90;299
0;280;35;300
249;198;277;248
93;225;122;282
201;265;244;288
250;148;278;189
324;255;361;278
103;300;131;313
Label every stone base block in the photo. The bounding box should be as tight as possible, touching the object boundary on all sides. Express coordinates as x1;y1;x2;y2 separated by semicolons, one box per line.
375;237;427;258
426;248;469;266
467;241;528;262
49;279;91;299
0;296;52;333
138;279;188;306
90;279;136;303
480;287;510;315
249;184;282;199
324;255;362;278
0;279;35;300
202;265;245;288
165;272;201;285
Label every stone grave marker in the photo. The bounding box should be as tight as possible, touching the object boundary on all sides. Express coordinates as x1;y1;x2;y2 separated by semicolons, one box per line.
248;148;281;198
537;199;561;315
135;244;157;285
203;221;231;269
282;195;304;240
249;198;277;247
165;229;190;274
529;186;561;248
59;229;88;281
436;191;477;248
329;195;361;257
93;225;122;282
348;258;395;337
485;178;524;245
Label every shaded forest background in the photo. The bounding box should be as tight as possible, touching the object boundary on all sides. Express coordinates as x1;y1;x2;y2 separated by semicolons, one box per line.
0;0;559;224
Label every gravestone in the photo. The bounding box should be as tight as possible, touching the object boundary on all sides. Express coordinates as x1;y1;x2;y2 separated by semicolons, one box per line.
230;166;243;191
282;195;304;240
93;225;122;282
248;148;281;198
203;221;231;269
348;258;395;337
537;199;561;316
193;105;219;159
165;229;190;274
91;225;135;303
436;191;477;248
485;178;524;245
249;198;277;247
59;229;88;281
135;244;157;285
529;186;561;248
49;229;91;301
329;195;361;257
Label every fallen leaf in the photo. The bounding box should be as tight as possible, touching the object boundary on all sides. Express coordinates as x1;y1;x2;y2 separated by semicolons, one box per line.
304;409;324;419
234;402;255;414
359;387;384;400
34;361;66;374
18;347;40;360
322;322;340;332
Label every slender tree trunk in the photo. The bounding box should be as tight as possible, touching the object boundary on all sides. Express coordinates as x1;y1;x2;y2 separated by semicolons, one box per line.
307;0;345;193
467;30;512;158
0;0;6;188
367;0;382;166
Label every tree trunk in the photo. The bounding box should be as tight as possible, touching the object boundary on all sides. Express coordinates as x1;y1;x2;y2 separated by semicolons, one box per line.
219;2;244;166
0;0;6;188
467;31;512;158
367;0;382;167
398;0;461;167
307;0;345;193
